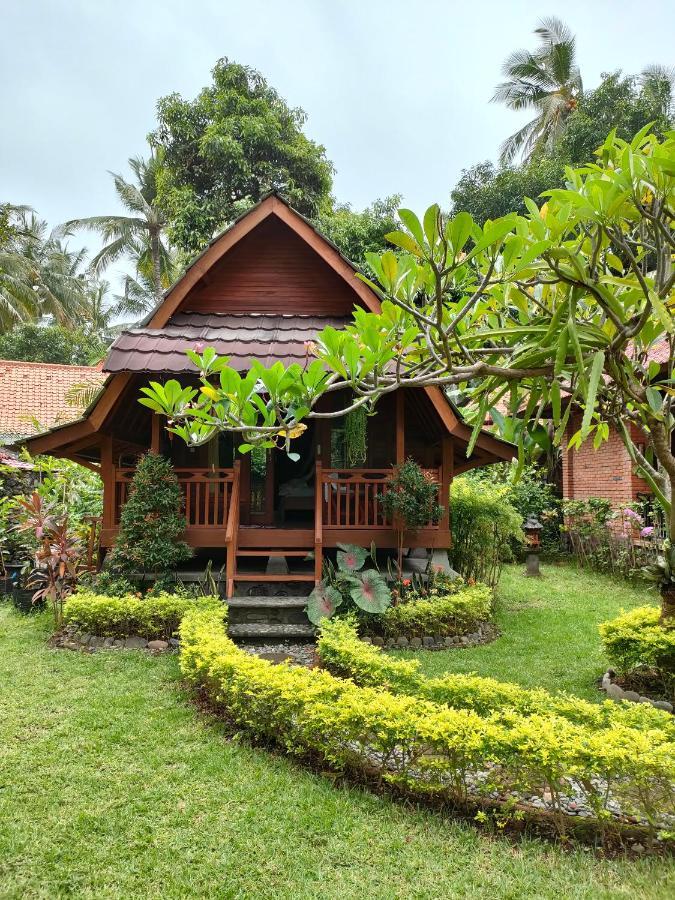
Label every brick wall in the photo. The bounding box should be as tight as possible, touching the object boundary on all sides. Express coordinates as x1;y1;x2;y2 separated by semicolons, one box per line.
562;413;652;507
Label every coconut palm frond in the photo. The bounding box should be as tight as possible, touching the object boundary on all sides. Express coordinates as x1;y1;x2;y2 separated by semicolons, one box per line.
494;17;582;164
65;380;104;410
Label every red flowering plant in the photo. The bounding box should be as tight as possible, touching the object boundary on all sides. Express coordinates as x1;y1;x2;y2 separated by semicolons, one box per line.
16;492;82;626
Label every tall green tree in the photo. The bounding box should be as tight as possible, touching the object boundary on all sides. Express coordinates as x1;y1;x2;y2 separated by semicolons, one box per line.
151;58;334;254
492;16;582;164
314;196;401;269
0;323;107;365
0;207;88;331
65;151;174;305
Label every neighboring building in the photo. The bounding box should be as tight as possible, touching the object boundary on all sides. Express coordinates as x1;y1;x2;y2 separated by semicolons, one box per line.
25;193;515;595
0;359;106;449
561;340;672;508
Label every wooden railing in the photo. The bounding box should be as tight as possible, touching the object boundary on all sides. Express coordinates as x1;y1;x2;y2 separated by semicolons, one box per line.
314;461;323;582
320;467;441;529
225;460;241;598
114;466;236;528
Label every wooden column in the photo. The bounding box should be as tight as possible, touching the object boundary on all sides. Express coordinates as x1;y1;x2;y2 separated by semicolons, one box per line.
101;434;114;531
150;414;160;453
440;436;453;533
395;391;405;465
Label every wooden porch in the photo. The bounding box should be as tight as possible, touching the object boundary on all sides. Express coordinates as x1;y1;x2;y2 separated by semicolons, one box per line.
107;458;451;597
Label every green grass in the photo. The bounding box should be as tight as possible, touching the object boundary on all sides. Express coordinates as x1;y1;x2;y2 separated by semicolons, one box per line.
1;587;674;898
401;561;654;701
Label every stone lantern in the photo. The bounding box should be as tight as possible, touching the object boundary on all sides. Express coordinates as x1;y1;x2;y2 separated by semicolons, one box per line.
523;514;543;577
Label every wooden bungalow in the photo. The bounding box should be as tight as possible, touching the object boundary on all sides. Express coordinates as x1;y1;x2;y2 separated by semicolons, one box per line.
25;193;514;595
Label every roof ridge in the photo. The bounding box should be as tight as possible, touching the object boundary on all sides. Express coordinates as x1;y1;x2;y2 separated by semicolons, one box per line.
0;359;103;372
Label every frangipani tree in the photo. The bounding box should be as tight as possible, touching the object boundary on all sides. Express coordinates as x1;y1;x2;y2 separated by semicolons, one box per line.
141;128;675;616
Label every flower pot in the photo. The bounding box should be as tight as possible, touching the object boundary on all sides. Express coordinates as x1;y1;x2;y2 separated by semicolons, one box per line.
11;587;41;615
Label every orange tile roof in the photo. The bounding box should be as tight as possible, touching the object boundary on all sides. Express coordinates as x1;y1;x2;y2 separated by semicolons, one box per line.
0;359;107;442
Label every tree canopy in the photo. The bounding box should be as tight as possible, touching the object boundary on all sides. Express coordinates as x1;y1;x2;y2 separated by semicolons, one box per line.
0;323;107;366
151;58;334;254
314;196;401;269
453;70;674;225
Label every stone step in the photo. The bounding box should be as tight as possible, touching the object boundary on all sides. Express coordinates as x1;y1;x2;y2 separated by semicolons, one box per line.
227;595;310;626
234;572;315;582
228;623;316;642
227;596;308;608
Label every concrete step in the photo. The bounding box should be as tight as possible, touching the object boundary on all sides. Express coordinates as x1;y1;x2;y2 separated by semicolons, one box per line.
228;623;315;643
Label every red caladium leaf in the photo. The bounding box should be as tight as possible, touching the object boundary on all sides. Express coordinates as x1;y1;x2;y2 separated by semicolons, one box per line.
306;584;343;625
349;570;391;614
336;543;368;573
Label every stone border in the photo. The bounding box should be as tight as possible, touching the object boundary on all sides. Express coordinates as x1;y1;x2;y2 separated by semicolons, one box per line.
361;620;498;652
600;670;673;713
53;624;178;653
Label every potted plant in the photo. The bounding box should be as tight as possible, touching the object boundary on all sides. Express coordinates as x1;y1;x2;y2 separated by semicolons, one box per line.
381;459;444;581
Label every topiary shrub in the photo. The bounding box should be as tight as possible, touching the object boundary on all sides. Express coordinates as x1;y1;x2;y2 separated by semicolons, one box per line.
599;606;675;697
449;477;523;587
107;453;192;579
64;590;223;640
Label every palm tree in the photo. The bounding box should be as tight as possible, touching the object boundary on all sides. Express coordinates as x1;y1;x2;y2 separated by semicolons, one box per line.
65;150;175;305
0;207;88;331
492;17;583;165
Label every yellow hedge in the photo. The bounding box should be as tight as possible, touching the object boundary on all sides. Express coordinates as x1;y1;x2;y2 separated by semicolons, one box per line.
180;607;675;834
64;591;224;640
318;618;675;740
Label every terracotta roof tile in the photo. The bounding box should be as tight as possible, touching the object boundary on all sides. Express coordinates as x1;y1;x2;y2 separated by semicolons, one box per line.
0;359;106;441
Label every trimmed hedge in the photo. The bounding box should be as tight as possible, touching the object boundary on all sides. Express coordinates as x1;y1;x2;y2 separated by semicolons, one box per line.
600;606;675;681
180;606;675;836
63;591;224;640
318;619;675;740
366;585;493;638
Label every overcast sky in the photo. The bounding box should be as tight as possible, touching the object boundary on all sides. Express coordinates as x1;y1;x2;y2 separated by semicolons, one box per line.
2;0;674;286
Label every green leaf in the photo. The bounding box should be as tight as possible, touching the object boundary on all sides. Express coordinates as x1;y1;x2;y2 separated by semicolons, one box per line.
581;350;605;439
646;386;663;413
649;290;674;334
397;209;425;247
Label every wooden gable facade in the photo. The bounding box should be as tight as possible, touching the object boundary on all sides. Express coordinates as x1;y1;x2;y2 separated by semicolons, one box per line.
26;193;514;594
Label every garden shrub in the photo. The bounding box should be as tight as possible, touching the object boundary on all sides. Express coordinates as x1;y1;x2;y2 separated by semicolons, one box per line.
600;606;675;690
107;452;192;579
467;464;562;556
449;477;523;587
363;584;493;638
64;590;223;640
180;606;675;837
318;619;675;739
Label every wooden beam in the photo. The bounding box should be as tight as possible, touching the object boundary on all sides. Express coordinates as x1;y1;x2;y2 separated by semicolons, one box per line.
150;414;160;453
395;391;405;465
101;434;114;531
439;436;453;532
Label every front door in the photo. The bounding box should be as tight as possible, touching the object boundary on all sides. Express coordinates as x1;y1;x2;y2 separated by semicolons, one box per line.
249;447;275;525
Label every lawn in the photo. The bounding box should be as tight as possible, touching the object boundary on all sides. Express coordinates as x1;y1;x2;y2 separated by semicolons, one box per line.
1;568;674;898
404;560;654;701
